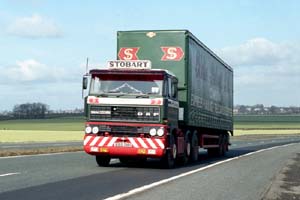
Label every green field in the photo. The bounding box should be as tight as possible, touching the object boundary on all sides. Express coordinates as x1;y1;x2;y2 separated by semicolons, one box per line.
0;117;85;131
0;117;85;143
0;130;83;143
234;115;300;129
0;115;300;142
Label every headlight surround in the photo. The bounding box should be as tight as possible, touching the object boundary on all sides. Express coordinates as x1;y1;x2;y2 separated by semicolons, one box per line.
149;128;157;136
92;126;99;134
157;128;164;136
85;126;92;134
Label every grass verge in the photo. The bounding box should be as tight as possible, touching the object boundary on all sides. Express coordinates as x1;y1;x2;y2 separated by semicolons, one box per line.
234;129;300;136
0;146;83;157
0;117;85;131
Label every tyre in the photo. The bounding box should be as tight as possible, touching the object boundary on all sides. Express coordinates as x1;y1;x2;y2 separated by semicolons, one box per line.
224;133;229;152
95;155;111;167
207;134;224;157
189;131;199;162
161;134;177;169
220;134;226;156
177;132;190;166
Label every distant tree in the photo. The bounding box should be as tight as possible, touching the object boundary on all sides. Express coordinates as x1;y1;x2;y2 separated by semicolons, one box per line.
238;105;247;114
255;104;264;110
269;105;279;114
289;106;300;114
13;103;49;119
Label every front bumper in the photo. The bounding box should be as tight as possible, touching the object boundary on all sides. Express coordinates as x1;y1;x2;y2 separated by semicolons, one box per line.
84;135;166;158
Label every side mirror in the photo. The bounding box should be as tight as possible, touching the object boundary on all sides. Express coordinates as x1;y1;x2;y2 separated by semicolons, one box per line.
82;76;88;90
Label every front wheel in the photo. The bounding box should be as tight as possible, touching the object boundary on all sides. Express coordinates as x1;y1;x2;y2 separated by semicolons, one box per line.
95;155;111;167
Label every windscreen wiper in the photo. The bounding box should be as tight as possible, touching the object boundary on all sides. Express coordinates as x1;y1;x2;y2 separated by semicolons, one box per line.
104;90;125;97
107;90;121;93
136;94;149;98
97;94;108;97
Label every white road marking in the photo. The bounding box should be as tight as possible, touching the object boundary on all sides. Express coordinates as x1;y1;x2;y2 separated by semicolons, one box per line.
0;145;23;148
104;142;298;200
52;144;69;146
110;159;119;164
0;151;84;159
0;172;20;177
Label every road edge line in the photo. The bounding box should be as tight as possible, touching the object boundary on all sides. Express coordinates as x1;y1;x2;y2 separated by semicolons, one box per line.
0;151;84;159
0;172;21;177
104;143;297;200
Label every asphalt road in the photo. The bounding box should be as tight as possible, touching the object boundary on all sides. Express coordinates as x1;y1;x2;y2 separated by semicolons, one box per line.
0;135;300;200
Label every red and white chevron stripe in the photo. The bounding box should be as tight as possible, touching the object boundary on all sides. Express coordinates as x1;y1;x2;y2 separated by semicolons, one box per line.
84;135;165;149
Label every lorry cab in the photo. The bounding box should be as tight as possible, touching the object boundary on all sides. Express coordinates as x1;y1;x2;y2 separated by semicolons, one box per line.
84;60;179;128
82;60;181;167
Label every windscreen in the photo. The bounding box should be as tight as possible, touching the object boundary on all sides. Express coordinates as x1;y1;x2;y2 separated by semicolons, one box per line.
90;76;163;96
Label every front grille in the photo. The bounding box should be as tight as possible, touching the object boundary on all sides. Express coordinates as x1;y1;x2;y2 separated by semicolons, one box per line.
94;125;149;137
90;106;160;122
111;126;138;133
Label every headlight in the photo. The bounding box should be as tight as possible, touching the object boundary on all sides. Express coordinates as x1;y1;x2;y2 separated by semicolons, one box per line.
92;126;99;134
149;128;157;136
85;126;92;134
157;128;164;136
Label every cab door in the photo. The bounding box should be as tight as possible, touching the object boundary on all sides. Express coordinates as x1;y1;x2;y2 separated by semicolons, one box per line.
166;76;179;128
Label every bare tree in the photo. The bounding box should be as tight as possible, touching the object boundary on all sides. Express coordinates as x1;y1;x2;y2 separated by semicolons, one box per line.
13;103;49;119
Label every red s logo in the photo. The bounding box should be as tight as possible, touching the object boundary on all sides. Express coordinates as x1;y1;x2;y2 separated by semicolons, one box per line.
161;47;184;61
118;47;139;60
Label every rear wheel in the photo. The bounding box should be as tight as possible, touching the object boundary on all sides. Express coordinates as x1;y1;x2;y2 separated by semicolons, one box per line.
220;134;226;156
161;134;177;168
189;131;199;162
95;155;111;167
207;134;225;157
223;133;229;153
177;132;190;166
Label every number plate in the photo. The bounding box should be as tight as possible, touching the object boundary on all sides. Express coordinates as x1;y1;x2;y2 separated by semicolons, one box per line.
114;142;132;147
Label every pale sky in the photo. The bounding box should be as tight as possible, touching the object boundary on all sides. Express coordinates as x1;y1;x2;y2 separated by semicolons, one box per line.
0;0;299;111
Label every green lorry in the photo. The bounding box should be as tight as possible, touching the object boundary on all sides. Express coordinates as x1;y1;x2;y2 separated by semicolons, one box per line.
83;30;233;168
